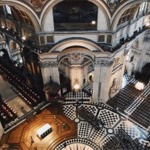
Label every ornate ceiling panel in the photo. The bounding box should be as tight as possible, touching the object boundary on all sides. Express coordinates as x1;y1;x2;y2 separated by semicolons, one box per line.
22;0;48;11
20;0;127;12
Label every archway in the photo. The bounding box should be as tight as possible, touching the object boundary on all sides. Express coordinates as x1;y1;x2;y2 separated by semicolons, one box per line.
41;0;110;31
1;1;40;32
39;38;106;102
53;0;98;31
9;40;22;66
58;46;94;100
111;1;146;31
121;35;147;88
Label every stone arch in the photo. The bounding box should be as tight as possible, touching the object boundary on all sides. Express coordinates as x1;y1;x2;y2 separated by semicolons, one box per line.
57;46;95;93
2;0;40;32
40;0;111;31
111;0;146;31
57;47;95;66
49;38;104;53
9;40;20;52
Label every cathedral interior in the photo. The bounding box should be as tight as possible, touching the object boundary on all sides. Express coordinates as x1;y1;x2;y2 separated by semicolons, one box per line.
0;0;150;150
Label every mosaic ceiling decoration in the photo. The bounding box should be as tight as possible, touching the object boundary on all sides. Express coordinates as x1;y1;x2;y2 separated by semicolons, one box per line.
23;0;126;12
26;0;48;11
104;0;126;10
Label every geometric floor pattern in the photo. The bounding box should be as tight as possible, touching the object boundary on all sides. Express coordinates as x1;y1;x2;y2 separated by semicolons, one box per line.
62;102;149;149
0;107;77;150
63;104;77;120
97;109;120;128
54;138;100;150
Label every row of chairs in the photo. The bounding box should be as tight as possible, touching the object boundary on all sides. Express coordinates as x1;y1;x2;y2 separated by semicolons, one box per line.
107;82;142;112
130;94;150;128
65;91;90;100
0;62;42;107
103;129;148;150
0;100;17;127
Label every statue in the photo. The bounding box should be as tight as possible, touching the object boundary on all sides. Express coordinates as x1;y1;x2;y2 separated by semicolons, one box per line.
109;78;118;98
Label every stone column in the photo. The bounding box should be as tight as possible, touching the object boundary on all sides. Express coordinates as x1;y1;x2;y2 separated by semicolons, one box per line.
99;60;113;103
92;59;113;103
40;61;60;101
40;61;60;85
92;59;101;102
49;62;60;84
118;50;127;89
83;65;89;85
137;40;150;71
40;62;51;85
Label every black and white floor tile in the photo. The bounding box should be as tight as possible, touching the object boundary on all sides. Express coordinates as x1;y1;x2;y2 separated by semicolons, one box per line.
78;121;92;138
63;104;77;120
54;138;100;150
97;109;120;128
62;103;149;149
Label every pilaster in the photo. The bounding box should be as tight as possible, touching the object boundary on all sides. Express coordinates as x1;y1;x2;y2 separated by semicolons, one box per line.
40;61;60;85
92;58;113;103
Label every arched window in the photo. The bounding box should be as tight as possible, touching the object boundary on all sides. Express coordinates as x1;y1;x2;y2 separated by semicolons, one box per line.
117;5;139;26
53;0;98;31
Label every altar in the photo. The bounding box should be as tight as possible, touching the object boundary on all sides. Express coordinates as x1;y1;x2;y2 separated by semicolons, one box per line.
37;123;52;138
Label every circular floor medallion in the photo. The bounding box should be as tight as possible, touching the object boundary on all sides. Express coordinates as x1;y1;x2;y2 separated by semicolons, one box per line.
54;138;100;150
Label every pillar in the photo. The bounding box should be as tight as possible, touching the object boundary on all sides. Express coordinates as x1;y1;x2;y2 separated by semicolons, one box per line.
118;50;127;89
92;58;113;103
99;60;113;103
40;61;60;101
40;61;60;85
40;62;51;85
92;59;101;102
83;65;89;84
137;40;150;71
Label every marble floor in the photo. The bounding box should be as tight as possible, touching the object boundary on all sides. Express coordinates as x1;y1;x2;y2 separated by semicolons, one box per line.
63;102;150;149
0;74;150;150
0;104;77;150
0;102;149;150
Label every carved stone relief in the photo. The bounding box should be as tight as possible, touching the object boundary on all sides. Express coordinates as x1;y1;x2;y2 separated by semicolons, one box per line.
113;58;120;68
40;61;58;68
94;59;113;67
109;78;118;98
